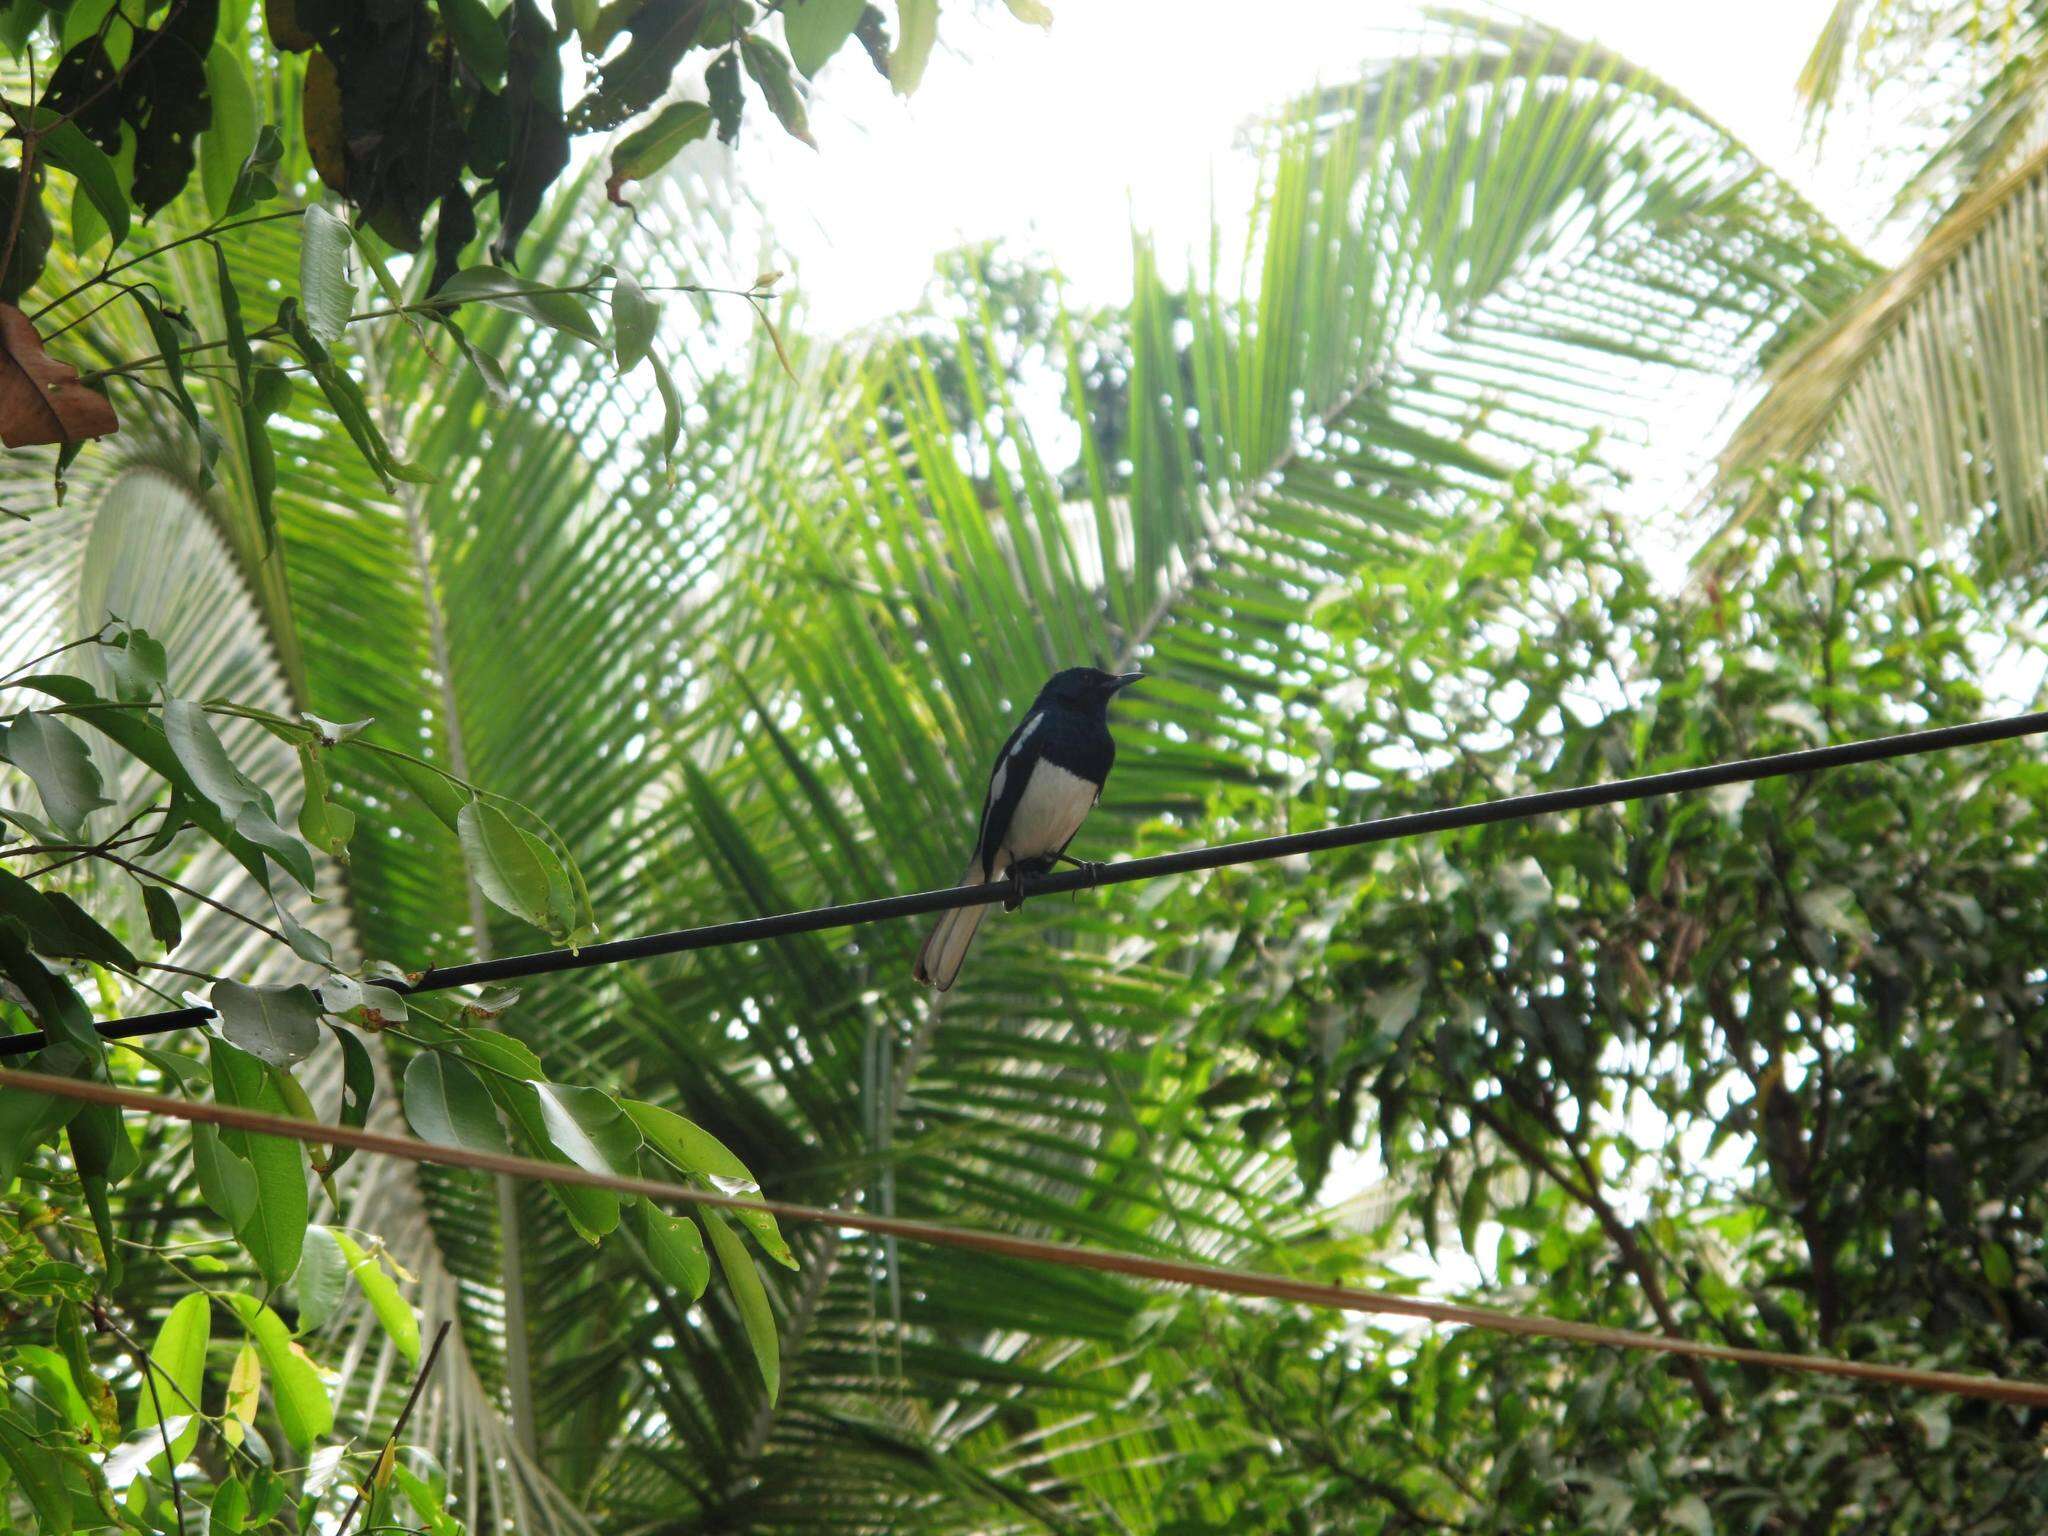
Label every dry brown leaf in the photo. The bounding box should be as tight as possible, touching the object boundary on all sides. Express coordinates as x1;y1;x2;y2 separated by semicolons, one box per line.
0;303;118;449
303;52;348;196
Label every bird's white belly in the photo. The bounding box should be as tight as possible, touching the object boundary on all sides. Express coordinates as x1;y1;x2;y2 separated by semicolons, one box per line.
1001;761;1098;862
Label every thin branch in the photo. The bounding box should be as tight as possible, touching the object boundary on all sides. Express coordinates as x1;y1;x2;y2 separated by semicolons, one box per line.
99;851;290;945
0;622;112;684
336;1320;453;1536
128;1328;187;1533
10;1069;2046;1411
29;208;307;322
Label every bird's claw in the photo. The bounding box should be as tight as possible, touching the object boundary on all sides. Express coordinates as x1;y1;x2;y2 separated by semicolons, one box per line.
1056;854;1105;888
1004;866;1029;912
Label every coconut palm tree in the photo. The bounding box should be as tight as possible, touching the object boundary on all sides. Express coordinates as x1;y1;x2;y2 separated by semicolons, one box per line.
0;8;1911;1529
1714;0;2048;577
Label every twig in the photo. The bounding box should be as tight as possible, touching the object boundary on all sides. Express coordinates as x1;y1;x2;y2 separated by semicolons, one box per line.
0;622;112;684
0;47;39;309
99;851;290;945
335;1320;453;1536
29;208;307;322
10;1070;2048;1411
130;1328;187;1532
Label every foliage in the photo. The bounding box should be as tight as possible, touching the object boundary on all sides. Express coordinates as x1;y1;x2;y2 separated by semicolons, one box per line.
0;624;792;1533
0;0;1025;510
8;2;2048;1534
1719;1;2048;579
1138;480;2048;1531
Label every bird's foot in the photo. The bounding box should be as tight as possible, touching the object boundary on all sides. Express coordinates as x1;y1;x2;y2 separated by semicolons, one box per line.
1056;853;1105;888
1004;856;1056;910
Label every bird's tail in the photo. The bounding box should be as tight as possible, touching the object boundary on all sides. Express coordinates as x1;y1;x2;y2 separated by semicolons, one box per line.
914;860;995;991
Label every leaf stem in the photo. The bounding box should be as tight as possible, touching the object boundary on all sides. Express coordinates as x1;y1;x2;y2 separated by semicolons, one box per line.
28;208;307;323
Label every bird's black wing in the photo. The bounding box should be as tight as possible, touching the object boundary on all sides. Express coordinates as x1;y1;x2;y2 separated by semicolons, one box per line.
969;708;1044;880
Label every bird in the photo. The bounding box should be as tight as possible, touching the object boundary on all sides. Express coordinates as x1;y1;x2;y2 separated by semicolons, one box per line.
913;666;1143;991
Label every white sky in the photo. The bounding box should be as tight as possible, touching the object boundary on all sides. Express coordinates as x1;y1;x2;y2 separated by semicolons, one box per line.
739;0;1871;333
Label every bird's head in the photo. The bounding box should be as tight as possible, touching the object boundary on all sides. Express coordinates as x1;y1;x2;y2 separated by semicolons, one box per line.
1037;666;1144;713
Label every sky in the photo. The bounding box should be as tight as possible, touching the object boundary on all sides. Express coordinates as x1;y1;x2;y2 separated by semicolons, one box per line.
737;0;1869;334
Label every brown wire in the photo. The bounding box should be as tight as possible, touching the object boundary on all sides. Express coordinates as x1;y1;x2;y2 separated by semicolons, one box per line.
7;1066;2045;1408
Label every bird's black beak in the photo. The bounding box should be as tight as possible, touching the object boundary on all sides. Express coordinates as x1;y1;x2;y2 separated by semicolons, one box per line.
1112;671;1144;693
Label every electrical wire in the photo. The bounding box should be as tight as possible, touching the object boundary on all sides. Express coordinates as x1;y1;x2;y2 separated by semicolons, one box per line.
6;705;2046;1058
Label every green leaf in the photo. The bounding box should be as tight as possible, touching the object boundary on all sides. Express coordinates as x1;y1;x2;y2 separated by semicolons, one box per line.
193;1121;260;1231
490;1079;619;1241
334;1230;420;1365
161;698;260;820
0;0;39;58
458;799;553;927
623;1099;754;1181
393;756;467;831
637;1198;709;1298
201;41;259;219
0;1044;86;1184
329;1026;375;1173
297;746;355;860
128;287;225;489
404;1051;511;1155
611;273;657;374
294;1223;348;1331
210;1036;309;1286
213;978;323;1067
0;1408;74;1534
211;1476;251;1533
138;882;181;952
277;297;433;488
227;123;284;217
1002;0;1051;24
705;1208;779;1400
30;109;128;252
454;1026;544;1080
134;1291;208;1472
279;910;333;967
6;710;110;835
435;265;602;344
442;0;508;89
624;1099;797;1267
102;625;167;700
227;1294;333;1450
300;204;354;344
532;1082;641;1175
742;38;816;147
351;224;427;342
20;676;275;892
606;101;711;200
39;890;139;971
784;0;864;75
234;801;317;889
890;0;937;93
14;1344;96;1439
651;352;683;468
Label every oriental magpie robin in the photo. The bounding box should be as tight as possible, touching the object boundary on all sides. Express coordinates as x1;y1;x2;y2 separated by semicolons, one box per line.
913;667;1143;991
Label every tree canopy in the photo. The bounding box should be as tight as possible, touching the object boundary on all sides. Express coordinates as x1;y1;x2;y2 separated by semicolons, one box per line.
5;3;2048;1533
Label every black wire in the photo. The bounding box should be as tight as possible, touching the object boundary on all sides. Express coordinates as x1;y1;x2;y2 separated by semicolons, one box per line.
8;706;2048;1059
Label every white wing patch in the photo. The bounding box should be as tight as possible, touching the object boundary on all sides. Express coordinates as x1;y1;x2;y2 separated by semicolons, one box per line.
981;712;1040;828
